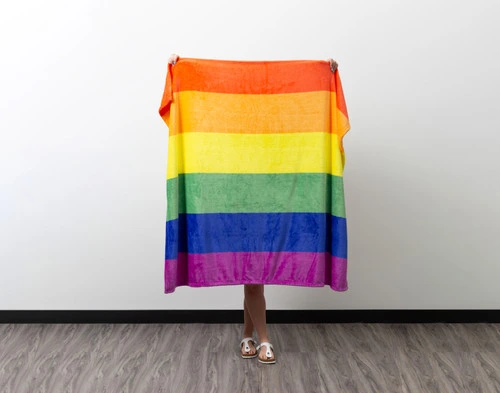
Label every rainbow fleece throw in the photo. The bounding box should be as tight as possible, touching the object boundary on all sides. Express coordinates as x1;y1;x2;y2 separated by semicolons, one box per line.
158;57;351;294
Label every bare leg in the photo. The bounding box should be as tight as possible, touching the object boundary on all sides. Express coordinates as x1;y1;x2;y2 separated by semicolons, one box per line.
242;284;275;361
241;297;256;355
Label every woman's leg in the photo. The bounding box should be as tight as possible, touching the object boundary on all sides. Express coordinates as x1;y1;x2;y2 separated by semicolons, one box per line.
241;296;256;355
243;284;275;361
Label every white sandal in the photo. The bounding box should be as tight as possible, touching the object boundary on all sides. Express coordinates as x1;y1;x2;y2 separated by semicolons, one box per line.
240;337;258;358
255;341;276;364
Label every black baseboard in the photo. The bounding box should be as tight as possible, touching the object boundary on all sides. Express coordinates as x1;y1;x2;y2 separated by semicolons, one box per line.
0;310;498;324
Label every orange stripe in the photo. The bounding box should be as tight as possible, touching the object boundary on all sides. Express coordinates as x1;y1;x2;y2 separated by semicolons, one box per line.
170;58;336;94
332;67;349;120
164;90;348;136
159;63;173;117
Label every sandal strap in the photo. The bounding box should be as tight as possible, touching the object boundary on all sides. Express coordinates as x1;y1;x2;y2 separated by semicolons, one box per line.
240;337;255;352
256;341;274;358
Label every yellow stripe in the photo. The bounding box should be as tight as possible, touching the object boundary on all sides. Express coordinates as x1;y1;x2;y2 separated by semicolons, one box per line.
165;90;348;135
166;132;344;179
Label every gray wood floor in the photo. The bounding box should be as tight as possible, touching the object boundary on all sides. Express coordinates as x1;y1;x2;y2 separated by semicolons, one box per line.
0;323;498;393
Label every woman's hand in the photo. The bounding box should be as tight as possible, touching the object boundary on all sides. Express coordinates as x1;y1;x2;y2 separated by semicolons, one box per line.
168;54;179;65
327;58;338;72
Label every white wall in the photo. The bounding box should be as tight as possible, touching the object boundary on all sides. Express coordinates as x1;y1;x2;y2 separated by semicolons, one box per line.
1;0;499;310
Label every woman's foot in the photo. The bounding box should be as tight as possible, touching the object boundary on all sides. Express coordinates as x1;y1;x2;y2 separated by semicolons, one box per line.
257;342;275;362
241;338;257;356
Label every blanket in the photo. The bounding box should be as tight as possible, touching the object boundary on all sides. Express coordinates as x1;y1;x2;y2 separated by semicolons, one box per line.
158;57;351;293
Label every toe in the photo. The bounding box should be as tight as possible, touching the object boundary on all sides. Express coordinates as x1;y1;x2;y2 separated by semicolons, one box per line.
259;347;274;361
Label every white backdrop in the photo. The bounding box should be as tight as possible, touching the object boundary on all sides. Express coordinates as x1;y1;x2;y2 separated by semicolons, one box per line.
1;0;499;310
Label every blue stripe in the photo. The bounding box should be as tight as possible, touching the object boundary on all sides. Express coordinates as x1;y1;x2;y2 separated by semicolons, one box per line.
165;212;347;259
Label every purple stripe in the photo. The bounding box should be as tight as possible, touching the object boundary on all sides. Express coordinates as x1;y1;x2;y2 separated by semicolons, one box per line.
164;252;348;293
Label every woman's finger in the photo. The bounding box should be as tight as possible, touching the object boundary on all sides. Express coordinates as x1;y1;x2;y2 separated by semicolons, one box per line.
168;54;179;65
328;58;338;72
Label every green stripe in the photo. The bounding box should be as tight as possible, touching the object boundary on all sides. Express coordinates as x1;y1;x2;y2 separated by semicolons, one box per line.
166;173;345;221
